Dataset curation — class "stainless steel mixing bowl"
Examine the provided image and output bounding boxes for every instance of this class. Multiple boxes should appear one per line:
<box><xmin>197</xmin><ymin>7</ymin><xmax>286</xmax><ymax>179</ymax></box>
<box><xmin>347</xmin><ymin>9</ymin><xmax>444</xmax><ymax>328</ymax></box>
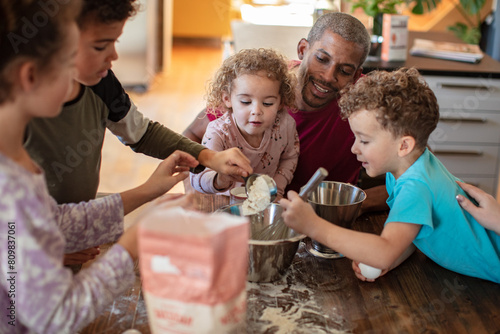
<box><xmin>308</xmin><ymin>181</ymin><xmax>366</xmax><ymax>258</ymax></box>
<box><xmin>217</xmin><ymin>203</ymin><xmax>306</xmax><ymax>282</ymax></box>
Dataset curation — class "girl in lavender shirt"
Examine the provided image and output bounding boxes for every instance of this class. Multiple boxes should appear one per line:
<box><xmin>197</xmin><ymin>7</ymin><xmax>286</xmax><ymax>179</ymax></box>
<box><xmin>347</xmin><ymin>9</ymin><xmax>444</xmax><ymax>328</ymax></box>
<box><xmin>191</xmin><ymin>48</ymin><xmax>300</xmax><ymax>200</ymax></box>
<box><xmin>0</xmin><ymin>1</ymin><xmax>198</xmax><ymax>332</ymax></box>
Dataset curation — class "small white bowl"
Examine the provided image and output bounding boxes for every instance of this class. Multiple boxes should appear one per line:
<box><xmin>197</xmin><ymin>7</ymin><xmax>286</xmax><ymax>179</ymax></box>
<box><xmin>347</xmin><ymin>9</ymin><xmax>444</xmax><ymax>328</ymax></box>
<box><xmin>230</xmin><ymin>186</ymin><xmax>247</xmax><ymax>204</ymax></box>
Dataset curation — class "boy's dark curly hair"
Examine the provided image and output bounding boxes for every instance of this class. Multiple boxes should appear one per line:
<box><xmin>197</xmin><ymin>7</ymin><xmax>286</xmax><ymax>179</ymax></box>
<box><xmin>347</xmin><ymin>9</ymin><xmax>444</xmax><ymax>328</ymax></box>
<box><xmin>206</xmin><ymin>48</ymin><xmax>296</xmax><ymax>114</ymax></box>
<box><xmin>339</xmin><ymin>67</ymin><xmax>439</xmax><ymax>149</ymax></box>
<box><xmin>78</xmin><ymin>0</ymin><xmax>139</xmax><ymax>27</ymax></box>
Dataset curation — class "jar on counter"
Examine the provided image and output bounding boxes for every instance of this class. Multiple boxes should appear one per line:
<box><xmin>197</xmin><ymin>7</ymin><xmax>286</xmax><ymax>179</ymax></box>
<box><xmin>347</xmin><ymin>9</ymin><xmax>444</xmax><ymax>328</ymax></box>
<box><xmin>313</xmin><ymin>0</ymin><xmax>338</xmax><ymax>23</ymax></box>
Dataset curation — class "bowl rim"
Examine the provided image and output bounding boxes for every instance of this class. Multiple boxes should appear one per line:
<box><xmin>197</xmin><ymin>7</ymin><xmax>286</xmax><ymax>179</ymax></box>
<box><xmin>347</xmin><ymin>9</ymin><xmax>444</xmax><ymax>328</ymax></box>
<box><xmin>307</xmin><ymin>181</ymin><xmax>367</xmax><ymax>206</ymax></box>
<box><xmin>249</xmin><ymin>233</ymin><xmax>307</xmax><ymax>245</ymax></box>
<box><xmin>216</xmin><ymin>203</ymin><xmax>307</xmax><ymax>244</ymax></box>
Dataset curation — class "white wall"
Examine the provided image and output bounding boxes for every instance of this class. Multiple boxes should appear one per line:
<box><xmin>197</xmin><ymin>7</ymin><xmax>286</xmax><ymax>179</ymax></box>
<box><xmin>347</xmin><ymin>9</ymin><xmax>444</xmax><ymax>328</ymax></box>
<box><xmin>113</xmin><ymin>0</ymin><xmax>167</xmax><ymax>90</ymax></box>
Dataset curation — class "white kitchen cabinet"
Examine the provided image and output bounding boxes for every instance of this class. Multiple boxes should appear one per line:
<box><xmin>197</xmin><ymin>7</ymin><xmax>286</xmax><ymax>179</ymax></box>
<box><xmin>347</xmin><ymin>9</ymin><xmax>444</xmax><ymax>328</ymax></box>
<box><xmin>363</xmin><ymin>30</ymin><xmax>500</xmax><ymax>197</ymax></box>
<box><xmin>426</xmin><ymin>75</ymin><xmax>500</xmax><ymax>196</ymax></box>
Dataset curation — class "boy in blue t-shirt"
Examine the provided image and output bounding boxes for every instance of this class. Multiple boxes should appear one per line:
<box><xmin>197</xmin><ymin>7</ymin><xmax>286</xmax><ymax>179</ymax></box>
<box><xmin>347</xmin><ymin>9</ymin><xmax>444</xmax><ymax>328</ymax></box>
<box><xmin>280</xmin><ymin>67</ymin><xmax>500</xmax><ymax>283</ymax></box>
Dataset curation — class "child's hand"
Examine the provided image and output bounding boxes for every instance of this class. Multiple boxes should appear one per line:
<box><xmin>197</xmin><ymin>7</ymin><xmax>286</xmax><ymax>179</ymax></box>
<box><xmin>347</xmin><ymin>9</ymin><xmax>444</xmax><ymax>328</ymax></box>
<box><xmin>352</xmin><ymin>261</ymin><xmax>375</xmax><ymax>282</ymax></box>
<box><xmin>63</xmin><ymin>247</ymin><xmax>100</xmax><ymax>265</ymax></box>
<box><xmin>199</xmin><ymin>148</ymin><xmax>253</xmax><ymax>178</ymax></box>
<box><xmin>120</xmin><ymin>151</ymin><xmax>199</xmax><ymax>215</ymax></box>
<box><xmin>144</xmin><ymin>151</ymin><xmax>199</xmax><ymax>198</ymax></box>
<box><xmin>117</xmin><ymin>223</ymin><xmax>140</xmax><ymax>260</ymax></box>
<box><xmin>456</xmin><ymin>181</ymin><xmax>500</xmax><ymax>235</ymax></box>
<box><xmin>119</xmin><ymin>193</ymin><xmax>197</xmax><ymax>260</ymax></box>
<box><xmin>279</xmin><ymin>190</ymin><xmax>317</xmax><ymax>236</ymax></box>
<box><xmin>214</xmin><ymin>173</ymin><xmax>238</xmax><ymax>191</ymax></box>
<box><xmin>352</xmin><ymin>261</ymin><xmax>388</xmax><ymax>282</ymax></box>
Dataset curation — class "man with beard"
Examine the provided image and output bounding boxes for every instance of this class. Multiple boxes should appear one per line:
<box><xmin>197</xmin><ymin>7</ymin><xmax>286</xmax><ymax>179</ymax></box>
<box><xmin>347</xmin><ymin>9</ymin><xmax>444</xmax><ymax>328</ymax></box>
<box><xmin>183</xmin><ymin>13</ymin><xmax>387</xmax><ymax>211</ymax></box>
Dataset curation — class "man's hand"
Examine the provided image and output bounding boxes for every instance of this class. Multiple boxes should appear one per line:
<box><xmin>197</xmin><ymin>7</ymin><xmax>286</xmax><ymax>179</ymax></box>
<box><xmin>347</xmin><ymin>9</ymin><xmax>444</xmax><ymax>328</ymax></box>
<box><xmin>360</xmin><ymin>185</ymin><xmax>389</xmax><ymax>215</ymax></box>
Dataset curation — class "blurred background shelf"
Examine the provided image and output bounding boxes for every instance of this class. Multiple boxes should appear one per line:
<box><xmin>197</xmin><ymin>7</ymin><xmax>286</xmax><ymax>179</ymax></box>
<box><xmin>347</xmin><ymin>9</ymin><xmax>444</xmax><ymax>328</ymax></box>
<box><xmin>112</xmin><ymin>0</ymin><xmax>500</xmax><ymax>91</ymax></box>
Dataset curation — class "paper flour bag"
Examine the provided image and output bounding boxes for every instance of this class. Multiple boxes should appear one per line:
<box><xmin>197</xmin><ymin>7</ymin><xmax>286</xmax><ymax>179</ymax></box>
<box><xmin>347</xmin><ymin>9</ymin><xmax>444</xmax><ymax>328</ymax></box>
<box><xmin>138</xmin><ymin>206</ymin><xmax>249</xmax><ymax>334</ymax></box>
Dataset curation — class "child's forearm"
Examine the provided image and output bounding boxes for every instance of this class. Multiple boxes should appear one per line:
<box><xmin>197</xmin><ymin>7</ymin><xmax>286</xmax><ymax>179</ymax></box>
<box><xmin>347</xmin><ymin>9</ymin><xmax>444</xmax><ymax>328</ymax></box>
<box><xmin>214</xmin><ymin>173</ymin><xmax>233</xmax><ymax>191</ymax></box>
<box><xmin>281</xmin><ymin>192</ymin><xmax>418</xmax><ymax>271</ymax></box>
<box><xmin>120</xmin><ymin>184</ymin><xmax>159</xmax><ymax>215</ymax></box>
<box><xmin>310</xmin><ymin>223</ymin><xmax>398</xmax><ymax>269</ymax></box>
<box><xmin>309</xmin><ymin>220</ymin><xmax>418</xmax><ymax>270</ymax></box>
<box><xmin>388</xmin><ymin>244</ymin><xmax>416</xmax><ymax>270</ymax></box>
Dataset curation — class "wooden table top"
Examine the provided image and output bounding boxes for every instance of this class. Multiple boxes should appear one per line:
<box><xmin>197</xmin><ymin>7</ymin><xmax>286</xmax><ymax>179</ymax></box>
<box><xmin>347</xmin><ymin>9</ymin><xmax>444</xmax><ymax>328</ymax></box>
<box><xmin>79</xmin><ymin>193</ymin><xmax>500</xmax><ymax>334</ymax></box>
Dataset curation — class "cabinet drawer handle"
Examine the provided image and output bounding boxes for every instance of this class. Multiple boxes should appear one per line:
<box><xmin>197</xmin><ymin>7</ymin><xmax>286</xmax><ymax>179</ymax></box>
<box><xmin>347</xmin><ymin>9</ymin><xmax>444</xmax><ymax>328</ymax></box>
<box><xmin>434</xmin><ymin>150</ymin><xmax>483</xmax><ymax>156</ymax></box>
<box><xmin>437</xmin><ymin>83</ymin><xmax>494</xmax><ymax>91</ymax></box>
<box><xmin>439</xmin><ymin>117</ymin><xmax>487</xmax><ymax>123</ymax></box>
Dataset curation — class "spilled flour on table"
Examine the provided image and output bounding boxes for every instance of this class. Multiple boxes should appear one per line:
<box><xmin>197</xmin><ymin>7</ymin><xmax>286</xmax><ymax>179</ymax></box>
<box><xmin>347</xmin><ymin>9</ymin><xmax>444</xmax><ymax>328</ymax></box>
<box><xmin>246</xmin><ymin>244</ymin><xmax>349</xmax><ymax>333</ymax></box>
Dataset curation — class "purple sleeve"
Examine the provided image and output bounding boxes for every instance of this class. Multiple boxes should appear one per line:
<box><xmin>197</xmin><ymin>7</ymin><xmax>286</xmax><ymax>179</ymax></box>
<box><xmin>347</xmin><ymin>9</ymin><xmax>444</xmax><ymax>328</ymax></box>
<box><xmin>9</xmin><ymin>238</ymin><xmax>135</xmax><ymax>333</ymax></box>
<box><xmin>50</xmin><ymin>193</ymin><xmax>125</xmax><ymax>253</ymax></box>
<box><xmin>42</xmin><ymin>244</ymin><xmax>136</xmax><ymax>333</ymax></box>
<box><xmin>0</xmin><ymin>168</ymin><xmax>135</xmax><ymax>333</ymax></box>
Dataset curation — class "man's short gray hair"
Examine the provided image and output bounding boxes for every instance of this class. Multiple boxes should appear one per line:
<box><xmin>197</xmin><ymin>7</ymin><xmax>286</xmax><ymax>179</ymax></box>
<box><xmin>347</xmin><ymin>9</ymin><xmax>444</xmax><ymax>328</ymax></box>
<box><xmin>308</xmin><ymin>12</ymin><xmax>371</xmax><ymax>66</ymax></box>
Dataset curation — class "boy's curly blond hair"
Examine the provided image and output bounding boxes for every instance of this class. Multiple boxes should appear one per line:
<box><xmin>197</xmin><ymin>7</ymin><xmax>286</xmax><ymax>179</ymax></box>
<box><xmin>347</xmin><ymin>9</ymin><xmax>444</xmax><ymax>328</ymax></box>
<box><xmin>339</xmin><ymin>67</ymin><xmax>439</xmax><ymax>149</ymax></box>
<box><xmin>206</xmin><ymin>48</ymin><xmax>296</xmax><ymax>114</ymax></box>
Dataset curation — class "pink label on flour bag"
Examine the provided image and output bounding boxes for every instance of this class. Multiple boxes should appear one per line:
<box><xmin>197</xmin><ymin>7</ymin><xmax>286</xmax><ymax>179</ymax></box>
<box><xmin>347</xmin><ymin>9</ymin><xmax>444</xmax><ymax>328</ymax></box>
<box><xmin>138</xmin><ymin>206</ymin><xmax>249</xmax><ymax>334</ymax></box>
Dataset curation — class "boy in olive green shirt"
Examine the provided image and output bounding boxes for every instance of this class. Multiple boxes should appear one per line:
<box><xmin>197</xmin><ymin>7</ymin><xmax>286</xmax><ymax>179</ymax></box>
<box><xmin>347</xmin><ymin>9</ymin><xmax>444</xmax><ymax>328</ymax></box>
<box><xmin>25</xmin><ymin>0</ymin><xmax>252</xmax><ymax>266</ymax></box>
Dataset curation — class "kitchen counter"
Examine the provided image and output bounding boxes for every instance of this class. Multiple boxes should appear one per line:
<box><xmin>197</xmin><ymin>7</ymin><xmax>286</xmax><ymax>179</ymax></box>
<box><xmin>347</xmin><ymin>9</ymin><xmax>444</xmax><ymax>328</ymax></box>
<box><xmin>363</xmin><ymin>31</ymin><xmax>500</xmax><ymax>78</ymax></box>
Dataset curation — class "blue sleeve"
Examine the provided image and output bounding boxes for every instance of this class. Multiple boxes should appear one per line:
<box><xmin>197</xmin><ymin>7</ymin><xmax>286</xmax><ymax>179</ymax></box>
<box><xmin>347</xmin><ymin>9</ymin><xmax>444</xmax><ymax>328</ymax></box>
<box><xmin>386</xmin><ymin>178</ymin><xmax>434</xmax><ymax>239</ymax></box>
